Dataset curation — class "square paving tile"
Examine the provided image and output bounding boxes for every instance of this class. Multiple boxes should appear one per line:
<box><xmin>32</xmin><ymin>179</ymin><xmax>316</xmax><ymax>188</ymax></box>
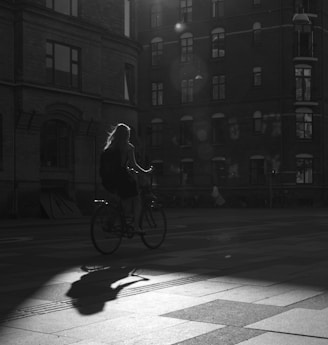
<box><xmin>0</xmin><ymin>327</ymin><xmax>76</xmax><ymax>345</ymax></box>
<box><xmin>236</xmin><ymin>332</ymin><xmax>328</xmax><ymax>345</ymax></box>
<box><xmin>173</xmin><ymin>326</ymin><xmax>263</xmax><ymax>345</ymax></box>
<box><xmin>255</xmin><ymin>288</ymin><xmax>324</xmax><ymax>306</ymax></box>
<box><xmin>163</xmin><ymin>299</ymin><xmax>285</xmax><ymax>327</ymax></box>
<box><xmin>55</xmin><ymin>315</ymin><xmax>186</xmax><ymax>343</ymax></box>
<box><xmin>246</xmin><ymin>308</ymin><xmax>328</xmax><ymax>338</ymax></box>
<box><xmin>114</xmin><ymin>320</ymin><xmax>224</xmax><ymax>345</ymax></box>
<box><xmin>156</xmin><ymin>280</ymin><xmax>239</xmax><ymax>297</ymax></box>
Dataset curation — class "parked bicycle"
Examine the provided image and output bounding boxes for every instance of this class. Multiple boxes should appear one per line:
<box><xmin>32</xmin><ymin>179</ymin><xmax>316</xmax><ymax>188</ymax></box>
<box><xmin>90</xmin><ymin>181</ymin><xmax>167</xmax><ymax>255</ymax></box>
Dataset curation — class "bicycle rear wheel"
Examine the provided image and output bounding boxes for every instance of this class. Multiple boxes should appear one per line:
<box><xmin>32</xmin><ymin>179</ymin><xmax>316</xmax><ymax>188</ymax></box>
<box><xmin>140</xmin><ymin>204</ymin><xmax>167</xmax><ymax>249</ymax></box>
<box><xmin>90</xmin><ymin>203</ymin><xmax>122</xmax><ymax>254</ymax></box>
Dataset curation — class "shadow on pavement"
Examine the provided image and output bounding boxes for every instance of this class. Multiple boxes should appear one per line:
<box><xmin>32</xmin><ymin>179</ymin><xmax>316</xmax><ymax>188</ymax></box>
<box><xmin>66</xmin><ymin>264</ymin><xmax>149</xmax><ymax>315</ymax></box>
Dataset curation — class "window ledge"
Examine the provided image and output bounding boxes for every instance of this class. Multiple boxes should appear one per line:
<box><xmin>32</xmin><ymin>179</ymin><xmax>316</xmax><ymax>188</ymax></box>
<box><xmin>293</xmin><ymin>57</ymin><xmax>318</xmax><ymax>62</ymax></box>
<box><xmin>294</xmin><ymin>101</ymin><xmax>319</xmax><ymax>106</ymax></box>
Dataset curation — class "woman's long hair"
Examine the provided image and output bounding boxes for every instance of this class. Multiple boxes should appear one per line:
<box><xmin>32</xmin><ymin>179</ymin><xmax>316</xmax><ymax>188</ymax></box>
<box><xmin>104</xmin><ymin>123</ymin><xmax>131</xmax><ymax>151</ymax></box>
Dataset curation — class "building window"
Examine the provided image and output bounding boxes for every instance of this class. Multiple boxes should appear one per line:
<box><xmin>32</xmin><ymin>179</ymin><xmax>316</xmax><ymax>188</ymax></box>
<box><xmin>150</xmin><ymin>119</ymin><xmax>163</xmax><ymax>147</ymax></box>
<box><xmin>46</xmin><ymin>0</ymin><xmax>78</xmax><ymax>16</ymax></box>
<box><xmin>253</xmin><ymin>111</ymin><xmax>263</xmax><ymax>134</ymax></box>
<box><xmin>296</xmin><ymin>154</ymin><xmax>313</xmax><ymax>184</ymax></box>
<box><xmin>40</xmin><ymin>120</ymin><xmax>72</xmax><ymax>169</ymax></box>
<box><xmin>295</xmin><ymin>24</ymin><xmax>313</xmax><ymax>57</ymax></box>
<box><xmin>295</xmin><ymin>65</ymin><xmax>311</xmax><ymax>101</ymax></box>
<box><xmin>295</xmin><ymin>0</ymin><xmax>312</xmax><ymax>13</ymax></box>
<box><xmin>180</xmin><ymin>0</ymin><xmax>192</xmax><ymax>23</ymax></box>
<box><xmin>150</xmin><ymin>3</ymin><xmax>162</xmax><ymax>28</ymax></box>
<box><xmin>296</xmin><ymin>109</ymin><xmax>312</xmax><ymax>140</ymax></box>
<box><xmin>181</xmin><ymin>79</ymin><xmax>194</xmax><ymax>103</ymax></box>
<box><xmin>180</xmin><ymin>116</ymin><xmax>193</xmax><ymax>146</ymax></box>
<box><xmin>180</xmin><ymin>32</ymin><xmax>193</xmax><ymax>62</ymax></box>
<box><xmin>253</xmin><ymin>22</ymin><xmax>262</xmax><ymax>46</ymax></box>
<box><xmin>253</xmin><ymin>67</ymin><xmax>262</xmax><ymax>86</ymax></box>
<box><xmin>212</xmin><ymin>75</ymin><xmax>226</xmax><ymax>100</ymax></box>
<box><xmin>211</xmin><ymin>28</ymin><xmax>225</xmax><ymax>59</ymax></box>
<box><xmin>212</xmin><ymin>0</ymin><xmax>224</xmax><ymax>18</ymax></box>
<box><xmin>124</xmin><ymin>63</ymin><xmax>136</xmax><ymax>104</ymax></box>
<box><xmin>152</xmin><ymin>82</ymin><xmax>163</xmax><ymax>106</ymax></box>
<box><xmin>151</xmin><ymin>37</ymin><xmax>163</xmax><ymax>66</ymax></box>
<box><xmin>180</xmin><ymin>159</ymin><xmax>193</xmax><ymax>185</ymax></box>
<box><xmin>212</xmin><ymin>113</ymin><xmax>225</xmax><ymax>144</ymax></box>
<box><xmin>46</xmin><ymin>41</ymin><xmax>80</xmax><ymax>89</ymax></box>
<box><xmin>253</xmin><ymin>0</ymin><xmax>261</xmax><ymax>7</ymax></box>
<box><xmin>212</xmin><ymin>157</ymin><xmax>226</xmax><ymax>185</ymax></box>
<box><xmin>250</xmin><ymin>156</ymin><xmax>265</xmax><ymax>185</ymax></box>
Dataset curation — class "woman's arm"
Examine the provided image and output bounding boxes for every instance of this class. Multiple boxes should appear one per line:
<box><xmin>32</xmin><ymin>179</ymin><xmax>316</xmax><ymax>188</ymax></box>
<box><xmin>127</xmin><ymin>143</ymin><xmax>152</xmax><ymax>173</ymax></box>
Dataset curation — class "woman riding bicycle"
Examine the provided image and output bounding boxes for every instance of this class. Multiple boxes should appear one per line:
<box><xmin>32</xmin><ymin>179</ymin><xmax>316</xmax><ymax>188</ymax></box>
<box><xmin>100</xmin><ymin>123</ymin><xmax>152</xmax><ymax>233</ymax></box>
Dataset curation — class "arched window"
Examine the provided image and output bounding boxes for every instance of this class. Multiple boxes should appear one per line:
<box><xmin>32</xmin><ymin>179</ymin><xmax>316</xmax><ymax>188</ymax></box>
<box><xmin>211</xmin><ymin>28</ymin><xmax>225</xmax><ymax>58</ymax></box>
<box><xmin>253</xmin><ymin>22</ymin><xmax>262</xmax><ymax>46</ymax></box>
<box><xmin>151</xmin><ymin>37</ymin><xmax>163</xmax><ymax>66</ymax></box>
<box><xmin>180</xmin><ymin>32</ymin><xmax>193</xmax><ymax>62</ymax></box>
<box><xmin>40</xmin><ymin>120</ymin><xmax>72</xmax><ymax>169</ymax></box>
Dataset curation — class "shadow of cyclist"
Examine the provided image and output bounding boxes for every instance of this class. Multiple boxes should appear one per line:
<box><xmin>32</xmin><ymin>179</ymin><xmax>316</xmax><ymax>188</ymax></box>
<box><xmin>66</xmin><ymin>264</ymin><xmax>149</xmax><ymax>315</ymax></box>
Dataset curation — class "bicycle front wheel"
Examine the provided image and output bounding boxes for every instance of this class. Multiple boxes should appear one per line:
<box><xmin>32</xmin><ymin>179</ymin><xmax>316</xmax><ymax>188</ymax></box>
<box><xmin>140</xmin><ymin>205</ymin><xmax>167</xmax><ymax>249</ymax></box>
<box><xmin>90</xmin><ymin>203</ymin><xmax>122</xmax><ymax>255</ymax></box>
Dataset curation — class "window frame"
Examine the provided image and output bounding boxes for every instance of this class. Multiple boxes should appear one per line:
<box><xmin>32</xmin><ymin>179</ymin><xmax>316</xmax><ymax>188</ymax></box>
<box><xmin>211</xmin><ymin>28</ymin><xmax>225</xmax><ymax>59</ymax></box>
<box><xmin>180</xmin><ymin>159</ymin><xmax>194</xmax><ymax>186</ymax></box>
<box><xmin>180</xmin><ymin>0</ymin><xmax>192</xmax><ymax>23</ymax></box>
<box><xmin>296</xmin><ymin>108</ymin><xmax>313</xmax><ymax>140</ymax></box>
<box><xmin>150</xmin><ymin>3</ymin><xmax>162</xmax><ymax>28</ymax></box>
<box><xmin>46</xmin><ymin>40</ymin><xmax>80</xmax><ymax>89</ymax></box>
<box><xmin>150</xmin><ymin>119</ymin><xmax>164</xmax><ymax>147</ymax></box>
<box><xmin>181</xmin><ymin>79</ymin><xmax>194</xmax><ymax>104</ymax></box>
<box><xmin>180</xmin><ymin>32</ymin><xmax>193</xmax><ymax>63</ymax></box>
<box><xmin>151</xmin><ymin>82</ymin><xmax>164</xmax><ymax>106</ymax></box>
<box><xmin>40</xmin><ymin>119</ymin><xmax>73</xmax><ymax>170</ymax></box>
<box><xmin>253</xmin><ymin>67</ymin><xmax>262</xmax><ymax>87</ymax></box>
<box><xmin>151</xmin><ymin>37</ymin><xmax>163</xmax><ymax>66</ymax></box>
<box><xmin>46</xmin><ymin>0</ymin><xmax>78</xmax><ymax>17</ymax></box>
<box><xmin>296</xmin><ymin>154</ymin><xmax>313</xmax><ymax>184</ymax></box>
<box><xmin>180</xmin><ymin>116</ymin><xmax>193</xmax><ymax>146</ymax></box>
<box><xmin>250</xmin><ymin>156</ymin><xmax>265</xmax><ymax>185</ymax></box>
<box><xmin>212</xmin><ymin>113</ymin><xmax>225</xmax><ymax>145</ymax></box>
<box><xmin>295</xmin><ymin>64</ymin><xmax>312</xmax><ymax>101</ymax></box>
<box><xmin>212</xmin><ymin>0</ymin><xmax>224</xmax><ymax>18</ymax></box>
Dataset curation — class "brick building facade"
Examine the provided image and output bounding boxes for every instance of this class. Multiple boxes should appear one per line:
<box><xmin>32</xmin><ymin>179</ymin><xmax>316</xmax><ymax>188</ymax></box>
<box><xmin>0</xmin><ymin>0</ymin><xmax>140</xmax><ymax>217</ymax></box>
<box><xmin>137</xmin><ymin>0</ymin><xmax>328</xmax><ymax>207</ymax></box>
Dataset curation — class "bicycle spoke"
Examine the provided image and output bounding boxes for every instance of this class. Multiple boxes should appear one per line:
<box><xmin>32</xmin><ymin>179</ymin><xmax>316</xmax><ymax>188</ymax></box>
<box><xmin>90</xmin><ymin>204</ymin><xmax>122</xmax><ymax>255</ymax></box>
<box><xmin>140</xmin><ymin>205</ymin><xmax>167</xmax><ymax>249</ymax></box>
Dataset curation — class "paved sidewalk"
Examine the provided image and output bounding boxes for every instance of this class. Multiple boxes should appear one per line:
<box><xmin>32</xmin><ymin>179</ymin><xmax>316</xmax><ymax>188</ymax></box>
<box><xmin>0</xmin><ymin>208</ymin><xmax>328</xmax><ymax>344</ymax></box>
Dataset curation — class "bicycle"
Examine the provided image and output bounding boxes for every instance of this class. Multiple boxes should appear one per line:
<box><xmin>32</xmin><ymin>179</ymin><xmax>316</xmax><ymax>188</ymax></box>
<box><xmin>90</xmin><ymin>183</ymin><xmax>167</xmax><ymax>255</ymax></box>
